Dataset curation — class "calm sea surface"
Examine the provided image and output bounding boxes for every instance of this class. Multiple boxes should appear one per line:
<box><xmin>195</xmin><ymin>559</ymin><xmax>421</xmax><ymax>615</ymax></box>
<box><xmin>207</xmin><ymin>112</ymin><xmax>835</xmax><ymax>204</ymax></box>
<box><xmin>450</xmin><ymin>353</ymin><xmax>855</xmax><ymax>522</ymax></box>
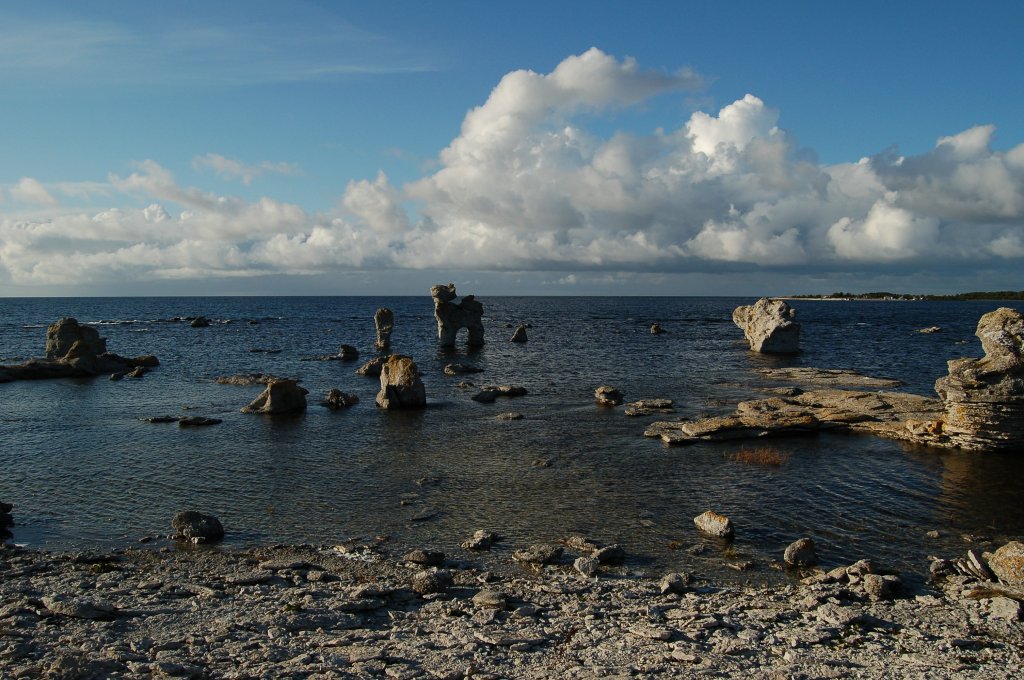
<box><xmin>2</xmin><ymin>296</ymin><xmax>1023</xmax><ymax>583</ymax></box>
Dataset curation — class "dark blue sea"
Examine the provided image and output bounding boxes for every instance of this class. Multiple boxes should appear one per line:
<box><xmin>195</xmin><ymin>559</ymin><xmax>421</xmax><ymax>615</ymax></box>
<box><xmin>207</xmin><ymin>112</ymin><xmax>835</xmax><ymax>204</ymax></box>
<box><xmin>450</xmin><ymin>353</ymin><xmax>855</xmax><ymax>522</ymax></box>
<box><xmin>2</xmin><ymin>296</ymin><xmax>1023</xmax><ymax>583</ymax></box>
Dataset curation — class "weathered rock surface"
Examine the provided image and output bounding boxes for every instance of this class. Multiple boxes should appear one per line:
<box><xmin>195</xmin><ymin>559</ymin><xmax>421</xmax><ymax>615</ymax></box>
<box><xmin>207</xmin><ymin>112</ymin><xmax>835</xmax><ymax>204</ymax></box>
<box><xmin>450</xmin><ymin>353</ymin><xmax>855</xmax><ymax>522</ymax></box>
<box><xmin>241</xmin><ymin>379</ymin><xmax>309</xmax><ymax>415</ymax></box>
<box><xmin>461</xmin><ymin>530</ymin><xmax>500</xmax><ymax>551</ymax></box>
<box><xmin>215</xmin><ymin>373</ymin><xmax>279</xmax><ymax>386</ymax></box>
<box><xmin>170</xmin><ymin>511</ymin><xmax>224</xmax><ymax>543</ymax></box>
<box><xmin>431</xmin><ymin>283</ymin><xmax>484</xmax><ymax>347</ymax></box>
<box><xmin>624</xmin><ymin>398</ymin><xmax>675</xmax><ymax>416</ymax></box>
<box><xmin>987</xmin><ymin>541</ymin><xmax>1024</xmax><ymax>586</ymax></box>
<box><xmin>646</xmin><ymin>387</ymin><xmax>943</xmax><ymax>446</ymax></box>
<box><xmin>190</xmin><ymin>316</ymin><xmax>211</xmax><ymax>328</ymax></box>
<box><xmin>3</xmin><ymin>543</ymin><xmax>1023</xmax><ymax>679</ymax></box>
<box><xmin>595</xmin><ymin>385</ymin><xmax>623</xmax><ymax>407</ymax></box>
<box><xmin>356</xmin><ymin>356</ymin><xmax>387</xmax><ymax>377</ymax></box>
<box><xmin>1</xmin><ymin>318</ymin><xmax>159</xmax><ymax>383</ymax></box>
<box><xmin>323</xmin><ymin>389</ymin><xmax>359</xmax><ymax>410</ymax></box>
<box><xmin>934</xmin><ymin>307</ymin><xmax>1024</xmax><ymax>451</ymax></box>
<box><xmin>443</xmin><ymin>363</ymin><xmax>483</xmax><ymax>376</ymax></box>
<box><xmin>177</xmin><ymin>416</ymin><xmax>222</xmax><ymax>427</ymax></box>
<box><xmin>471</xmin><ymin>385</ymin><xmax>527</xmax><ymax>403</ymax></box>
<box><xmin>784</xmin><ymin>538</ymin><xmax>819</xmax><ymax>566</ymax></box>
<box><xmin>733</xmin><ymin>298</ymin><xmax>800</xmax><ymax>353</ymax></box>
<box><xmin>510</xmin><ymin>325</ymin><xmax>528</xmax><ymax>343</ymax></box>
<box><xmin>374</xmin><ymin>308</ymin><xmax>394</xmax><ymax>350</ymax></box>
<box><xmin>694</xmin><ymin>511</ymin><xmax>735</xmax><ymax>538</ymax></box>
<box><xmin>376</xmin><ymin>355</ymin><xmax>426</xmax><ymax>410</ymax></box>
<box><xmin>757</xmin><ymin>367</ymin><xmax>902</xmax><ymax>388</ymax></box>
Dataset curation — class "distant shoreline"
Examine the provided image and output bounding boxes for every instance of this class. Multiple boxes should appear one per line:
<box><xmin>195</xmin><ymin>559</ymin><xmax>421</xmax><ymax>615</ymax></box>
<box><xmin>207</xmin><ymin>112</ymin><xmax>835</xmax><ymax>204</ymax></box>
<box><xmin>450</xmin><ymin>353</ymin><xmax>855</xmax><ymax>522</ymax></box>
<box><xmin>786</xmin><ymin>291</ymin><xmax>1024</xmax><ymax>302</ymax></box>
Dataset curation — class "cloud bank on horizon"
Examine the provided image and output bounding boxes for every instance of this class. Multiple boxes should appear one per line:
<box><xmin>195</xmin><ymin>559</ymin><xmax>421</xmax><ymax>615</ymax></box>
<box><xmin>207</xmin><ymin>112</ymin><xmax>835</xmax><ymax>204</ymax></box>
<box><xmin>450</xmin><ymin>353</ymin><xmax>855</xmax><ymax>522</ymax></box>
<box><xmin>2</xmin><ymin>48</ymin><xmax>1023</xmax><ymax>292</ymax></box>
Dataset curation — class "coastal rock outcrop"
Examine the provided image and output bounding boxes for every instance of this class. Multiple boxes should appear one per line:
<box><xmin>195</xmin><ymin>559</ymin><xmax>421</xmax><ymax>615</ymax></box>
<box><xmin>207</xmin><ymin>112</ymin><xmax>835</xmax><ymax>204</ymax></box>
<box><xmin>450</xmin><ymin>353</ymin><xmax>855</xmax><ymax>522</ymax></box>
<box><xmin>510</xmin><ymin>325</ymin><xmax>528</xmax><ymax>343</ymax></box>
<box><xmin>0</xmin><ymin>318</ymin><xmax>159</xmax><ymax>383</ymax></box>
<box><xmin>323</xmin><ymin>389</ymin><xmax>359</xmax><ymax>410</ymax></box>
<box><xmin>934</xmin><ymin>307</ymin><xmax>1024</xmax><ymax>451</ymax></box>
<box><xmin>241</xmin><ymin>379</ymin><xmax>308</xmax><ymax>415</ymax></box>
<box><xmin>431</xmin><ymin>284</ymin><xmax>484</xmax><ymax>347</ymax></box>
<box><xmin>471</xmin><ymin>385</ymin><xmax>527</xmax><ymax>403</ymax></box>
<box><xmin>595</xmin><ymin>386</ymin><xmax>623</xmax><ymax>407</ymax></box>
<box><xmin>356</xmin><ymin>356</ymin><xmax>387</xmax><ymax>377</ymax></box>
<box><xmin>987</xmin><ymin>541</ymin><xmax>1024</xmax><ymax>586</ymax></box>
<box><xmin>376</xmin><ymin>355</ymin><xmax>426</xmax><ymax>410</ymax></box>
<box><xmin>171</xmin><ymin>511</ymin><xmax>224</xmax><ymax>543</ymax></box>
<box><xmin>694</xmin><ymin>511</ymin><xmax>734</xmax><ymax>538</ymax></box>
<box><xmin>784</xmin><ymin>538</ymin><xmax>819</xmax><ymax>566</ymax></box>
<box><xmin>733</xmin><ymin>298</ymin><xmax>800</xmax><ymax>353</ymax></box>
<box><xmin>374</xmin><ymin>308</ymin><xmax>394</xmax><ymax>350</ymax></box>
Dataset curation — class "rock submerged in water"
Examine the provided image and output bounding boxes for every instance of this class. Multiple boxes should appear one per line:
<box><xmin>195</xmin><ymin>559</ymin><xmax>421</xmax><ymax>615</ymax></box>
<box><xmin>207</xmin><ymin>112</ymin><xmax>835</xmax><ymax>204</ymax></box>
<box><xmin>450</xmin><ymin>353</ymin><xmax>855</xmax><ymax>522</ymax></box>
<box><xmin>376</xmin><ymin>355</ymin><xmax>426</xmax><ymax>410</ymax></box>
<box><xmin>431</xmin><ymin>283</ymin><xmax>484</xmax><ymax>348</ymax></box>
<box><xmin>934</xmin><ymin>307</ymin><xmax>1024</xmax><ymax>451</ymax></box>
<box><xmin>510</xmin><ymin>325</ymin><xmax>528</xmax><ymax>343</ymax></box>
<box><xmin>171</xmin><ymin>511</ymin><xmax>224</xmax><ymax>543</ymax></box>
<box><xmin>471</xmin><ymin>385</ymin><xmax>527</xmax><ymax>403</ymax></box>
<box><xmin>241</xmin><ymin>379</ymin><xmax>308</xmax><ymax>415</ymax></box>
<box><xmin>322</xmin><ymin>389</ymin><xmax>359</xmax><ymax>410</ymax></box>
<box><xmin>733</xmin><ymin>298</ymin><xmax>800</xmax><ymax>353</ymax></box>
<box><xmin>784</xmin><ymin>538</ymin><xmax>819</xmax><ymax>567</ymax></box>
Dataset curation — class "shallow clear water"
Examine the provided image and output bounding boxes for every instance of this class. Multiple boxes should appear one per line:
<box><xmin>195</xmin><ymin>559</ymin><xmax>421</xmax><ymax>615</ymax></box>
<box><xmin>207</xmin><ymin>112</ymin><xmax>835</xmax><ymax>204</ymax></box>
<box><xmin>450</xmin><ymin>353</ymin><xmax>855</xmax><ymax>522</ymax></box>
<box><xmin>1</xmin><ymin>296</ymin><xmax>1022</xmax><ymax>583</ymax></box>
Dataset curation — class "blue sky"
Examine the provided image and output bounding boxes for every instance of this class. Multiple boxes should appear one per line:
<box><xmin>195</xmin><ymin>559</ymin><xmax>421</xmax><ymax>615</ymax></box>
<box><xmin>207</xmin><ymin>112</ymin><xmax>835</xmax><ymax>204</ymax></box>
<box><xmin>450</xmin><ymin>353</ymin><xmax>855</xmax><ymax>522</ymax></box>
<box><xmin>1</xmin><ymin>0</ymin><xmax>1023</xmax><ymax>296</ymax></box>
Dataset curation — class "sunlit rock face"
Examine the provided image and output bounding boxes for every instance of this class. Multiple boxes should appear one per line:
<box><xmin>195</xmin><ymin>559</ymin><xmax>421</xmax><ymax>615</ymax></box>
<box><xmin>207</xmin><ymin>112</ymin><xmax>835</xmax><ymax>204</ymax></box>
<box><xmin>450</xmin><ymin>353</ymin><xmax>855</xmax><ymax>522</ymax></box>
<box><xmin>732</xmin><ymin>298</ymin><xmax>800</xmax><ymax>353</ymax></box>
<box><xmin>935</xmin><ymin>307</ymin><xmax>1024</xmax><ymax>452</ymax></box>
<box><xmin>431</xmin><ymin>284</ymin><xmax>484</xmax><ymax>348</ymax></box>
<box><xmin>376</xmin><ymin>355</ymin><xmax>426</xmax><ymax>410</ymax></box>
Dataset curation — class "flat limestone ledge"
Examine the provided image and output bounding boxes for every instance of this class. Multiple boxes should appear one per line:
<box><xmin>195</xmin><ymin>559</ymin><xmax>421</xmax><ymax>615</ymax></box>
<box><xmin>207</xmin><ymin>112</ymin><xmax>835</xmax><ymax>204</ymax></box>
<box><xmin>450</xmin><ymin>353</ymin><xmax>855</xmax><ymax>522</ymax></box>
<box><xmin>2</xmin><ymin>544</ymin><xmax>1022</xmax><ymax>679</ymax></box>
<box><xmin>646</xmin><ymin>388</ymin><xmax>947</xmax><ymax>447</ymax></box>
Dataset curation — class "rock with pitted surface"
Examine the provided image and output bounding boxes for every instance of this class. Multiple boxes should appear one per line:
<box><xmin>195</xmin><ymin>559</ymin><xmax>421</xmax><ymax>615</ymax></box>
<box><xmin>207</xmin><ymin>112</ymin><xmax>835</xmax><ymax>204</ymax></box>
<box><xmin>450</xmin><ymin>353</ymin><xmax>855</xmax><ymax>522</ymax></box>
<box><xmin>784</xmin><ymin>538</ymin><xmax>819</xmax><ymax>566</ymax></box>
<box><xmin>356</xmin><ymin>356</ymin><xmax>387</xmax><ymax>377</ymax></box>
<box><xmin>595</xmin><ymin>385</ymin><xmax>623</xmax><ymax>407</ymax></box>
<box><xmin>431</xmin><ymin>283</ymin><xmax>485</xmax><ymax>347</ymax></box>
<box><xmin>171</xmin><ymin>510</ymin><xmax>224</xmax><ymax>543</ymax></box>
<box><xmin>986</xmin><ymin>541</ymin><xmax>1024</xmax><ymax>586</ymax></box>
<box><xmin>241</xmin><ymin>379</ymin><xmax>308</xmax><ymax>415</ymax></box>
<box><xmin>376</xmin><ymin>355</ymin><xmax>426</xmax><ymax>410</ymax></box>
<box><xmin>374</xmin><ymin>308</ymin><xmax>394</xmax><ymax>350</ymax></box>
<box><xmin>45</xmin><ymin>317</ymin><xmax>107</xmax><ymax>358</ymax></box>
<box><xmin>694</xmin><ymin>511</ymin><xmax>734</xmax><ymax>538</ymax></box>
<box><xmin>462</xmin><ymin>530</ymin><xmax>500</xmax><ymax>551</ymax></box>
<box><xmin>934</xmin><ymin>307</ymin><xmax>1024</xmax><ymax>451</ymax></box>
<box><xmin>733</xmin><ymin>298</ymin><xmax>800</xmax><ymax>353</ymax></box>
<box><xmin>510</xmin><ymin>325</ymin><xmax>528</xmax><ymax>343</ymax></box>
<box><xmin>444</xmin><ymin>363</ymin><xmax>483</xmax><ymax>376</ymax></box>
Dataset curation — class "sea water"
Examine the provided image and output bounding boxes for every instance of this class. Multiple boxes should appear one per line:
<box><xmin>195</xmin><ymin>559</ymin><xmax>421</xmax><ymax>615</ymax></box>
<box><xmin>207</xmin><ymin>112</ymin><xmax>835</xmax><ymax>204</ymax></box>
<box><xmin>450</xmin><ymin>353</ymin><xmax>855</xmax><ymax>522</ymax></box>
<box><xmin>1</xmin><ymin>296</ymin><xmax>1022</xmax><ymax>582</ymax></box>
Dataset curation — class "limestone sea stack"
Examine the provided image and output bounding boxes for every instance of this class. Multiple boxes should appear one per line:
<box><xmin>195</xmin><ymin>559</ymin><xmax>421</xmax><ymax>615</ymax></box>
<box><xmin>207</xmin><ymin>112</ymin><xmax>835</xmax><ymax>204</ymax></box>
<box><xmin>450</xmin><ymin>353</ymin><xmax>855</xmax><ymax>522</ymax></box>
<box><xmin>732</xmin><ymin>298</ymin><xmax>800</xmax><ymax>353</ymax></box>
<box><xmin>431</xmin><ymin>284</ymin><xmax>484</xmax><ymax>347</ymax></box>
<box><xmin>376</xmin><ymin>355</ymin><xmax>427</xmax><ymax>409</ymax></box>
<box><xmin>241</xmin><ymin>379</ymin><xmax>308</xmax><ymax>415</ymax></box>
<box><xmin>374</xmin><ymin>308</ymin><xmax>394</xmax><ymax>350</ymax></box>
<box><xmin>934</xmin><ymin>307</ymin><xmax>1024</xmax><ymax>451</ymax></box>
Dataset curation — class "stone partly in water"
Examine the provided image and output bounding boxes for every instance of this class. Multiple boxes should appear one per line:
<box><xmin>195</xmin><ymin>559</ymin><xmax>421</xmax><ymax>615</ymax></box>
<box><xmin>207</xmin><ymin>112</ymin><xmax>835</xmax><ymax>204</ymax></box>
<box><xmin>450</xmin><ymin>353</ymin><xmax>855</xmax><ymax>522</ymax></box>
<box><xmin>322</xmin><ymin>389</ymin><xmax>359</xmax><ymax>410</ymax></box>
<box><xmin>374</xmin><ymin>308</ymin><xmax>394</xmax><ymax>350</ymax></box>
<box><xmin>376</xmin><ymin>355</ymin><xmax>427</xmax><ymax>410</ymax></box>
<box><xmin>190</xmin><ymin>316</ymin><xmax>211</xmax><ymax>328</ymax></box>
<box><xmin>650</xmin><ymin>323</ymin><xmax>666</xmax><ymax>334</ymax></box>
<box><xmin>431</xmin><ymin>283</ymin><xmax>485</xmax><ymax>347</ymax></box>
<box><xmin>693</xmin><ymin>511</ymin><xmax>734</xmax><ymax>538</ymax></box>
<box><xmin>623</xmin><ymin>399</ymin><xmax>675</xmax><ymax>417</ymax></box>
<box><xmin>241</xmin><ymin>379</ymin><xmax>309</xmax><ymax>415</ymax></box>
<box><xmin>1</xmin><ymin>500</ymin><xmax>13</xmax><ymax>541</ymax></box>
<box><xmin>784</xmin><ymin>538</ymin><xmax>819</xmax><ymax>567</ymax></box>
<box><xmin>338</xmin><ymin>345</ymin><xmax>360</xmax><ymax>361</ymax></box>
<box><xmin>510</xmin><ymin>325</ymin><xmax>528</xmax><ymax>343</ymax></box>
<box><xmin>934</xmin><ymin>307</ymin><xmax>1024</xmax><ymax>451</ymax></box>
<box><xmin>1</xmin><ymin>317</ymin><xmax>159</xmax><ymax>383</ymax></box>
<box><xmin>356</xmin><ymin>356</ymin><xmax>387</xmax><ymax>377</ymax></box>
<box><xmin>732</xmin><ymin>298</ymin><xmax>800</xmax><ymax>353</ymax></box>
<box><xmin>595</xmin><ymin>386</ymin><xmax>624</xmax><ymax>407</ymax></box>
<box><xmin>471</xmin><ymin>385</ymin><xmax>527</xmax><ymax>403</ymax></box>
<box><xmin>171</xmin><ymin>511</ymin><xmax>224</xmax><ymax>543</ymax></box>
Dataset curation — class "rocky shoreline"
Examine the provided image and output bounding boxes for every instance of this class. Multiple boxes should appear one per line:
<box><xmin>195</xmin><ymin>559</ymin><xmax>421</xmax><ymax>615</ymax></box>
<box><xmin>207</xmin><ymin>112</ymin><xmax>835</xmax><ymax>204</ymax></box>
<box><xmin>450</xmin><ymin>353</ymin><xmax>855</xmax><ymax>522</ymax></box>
<box><xmin>2</xmin><ymin>540</ymin><xmax>1023</xmax><ymax>679</ymax></box>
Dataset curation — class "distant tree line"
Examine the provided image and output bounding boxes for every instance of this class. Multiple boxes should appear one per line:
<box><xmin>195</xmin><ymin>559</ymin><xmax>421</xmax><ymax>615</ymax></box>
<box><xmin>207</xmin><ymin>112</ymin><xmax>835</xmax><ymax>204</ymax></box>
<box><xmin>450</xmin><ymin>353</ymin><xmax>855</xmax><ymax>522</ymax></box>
<box><xmin>793</xmin><ymin>291</ymin><xmax>1024</xmax><ymax>301</ymax></box>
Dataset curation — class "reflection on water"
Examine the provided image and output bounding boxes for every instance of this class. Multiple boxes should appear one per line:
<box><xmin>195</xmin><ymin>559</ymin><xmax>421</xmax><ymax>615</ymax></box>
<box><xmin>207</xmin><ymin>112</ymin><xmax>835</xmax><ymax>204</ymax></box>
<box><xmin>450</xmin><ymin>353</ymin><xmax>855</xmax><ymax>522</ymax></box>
<box><xmin>0</xmin><ymin>296</ymin><xmax>1022</xmax><ymax>583</ymax></box>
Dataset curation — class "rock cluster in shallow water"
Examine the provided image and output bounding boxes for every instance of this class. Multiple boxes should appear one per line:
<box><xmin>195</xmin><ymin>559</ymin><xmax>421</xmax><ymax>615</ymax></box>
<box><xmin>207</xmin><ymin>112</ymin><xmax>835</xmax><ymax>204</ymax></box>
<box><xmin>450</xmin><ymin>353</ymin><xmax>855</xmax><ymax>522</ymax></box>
<box><xmin>431</xmin><ymin>283</ymin><xmax>484</xmax><ymax>347</ymax></box>
<box><xmin>376</xmin><ymin>355</ymin><xmax>426</xmax><ymax>409</ymax></box>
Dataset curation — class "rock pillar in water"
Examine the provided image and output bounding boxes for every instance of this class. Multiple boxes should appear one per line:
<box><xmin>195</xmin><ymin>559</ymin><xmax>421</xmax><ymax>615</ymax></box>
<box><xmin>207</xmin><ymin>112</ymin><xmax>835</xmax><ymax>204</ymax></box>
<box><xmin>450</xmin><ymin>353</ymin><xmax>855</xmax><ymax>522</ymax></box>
<box><xmin>732</xmin><ymin>298</ymin><xmax>800</xmax><ymax>353</ymax></box>
<box><xmin>431</xmin><ymin>284</ymin><xmax>485</xmax><ymax>347</ymax></box>
<box><xmin>241</xmin><ymin>379</ymin><xmax>309</xmax><ymax>415</ymax></box>
<box><xmin>934</xmin><ymin>307</ymin><xmax>1024</xmax><ymax>451</ymax></box>
<box><xmin>376</xmin><ymin>355</ymin><xmax>427</xmax><ymax>409</ymax></box>
<box><xmin>374</xmin><ymin>308</ymin><xmax>394</xmax><ymax>350</ymax></box>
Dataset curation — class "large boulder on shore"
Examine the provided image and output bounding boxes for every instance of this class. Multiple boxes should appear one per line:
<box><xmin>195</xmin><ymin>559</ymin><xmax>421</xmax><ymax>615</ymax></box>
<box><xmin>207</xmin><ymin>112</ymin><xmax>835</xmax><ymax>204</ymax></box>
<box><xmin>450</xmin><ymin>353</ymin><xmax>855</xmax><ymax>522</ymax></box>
<box><xmin>431</xmin><ymin>283</ymin><xmax>484</xmax><ymax>347</ymax></box>
<box><xmin>986</xmin><ymin>541</ymin><xmax>1024</xmax><ymax>586</ymax></box>
<box><xmin>934</xmin><ymin>307</ymin><xmax>1024</xmax><ymax>451</ymax></box>
<box><xmin>171</xmin><ymin>511</ymin><xmax>224</xmax><ymax>543</ymax></box>
<box><xmin>376</xmin><ymin>355</ymin><xmax>426</xmax><ymax>409</ymax></box>
<box><xmin>241</xmin><ymin>379</ymin><xmax>308</xmax><ymax>415</ymax></box>
<box><xmin>733</xmin><ymin>298</ymin><xmax>800</xmax><ymax>353</ymax></box>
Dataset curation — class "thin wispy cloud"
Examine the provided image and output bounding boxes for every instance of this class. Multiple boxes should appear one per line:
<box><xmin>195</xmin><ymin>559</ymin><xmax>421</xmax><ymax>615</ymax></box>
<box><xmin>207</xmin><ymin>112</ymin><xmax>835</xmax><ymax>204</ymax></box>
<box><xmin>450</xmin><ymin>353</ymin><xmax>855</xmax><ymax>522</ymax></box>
<box><xmin>0</xmin><ymin>7</ymin><xmax>436</xmax><ymax>87</ymax></box>
<box><xmin>192</xmin><ymin>154</ymin><xmax>302</xmax><ymax>186</ymax></box>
